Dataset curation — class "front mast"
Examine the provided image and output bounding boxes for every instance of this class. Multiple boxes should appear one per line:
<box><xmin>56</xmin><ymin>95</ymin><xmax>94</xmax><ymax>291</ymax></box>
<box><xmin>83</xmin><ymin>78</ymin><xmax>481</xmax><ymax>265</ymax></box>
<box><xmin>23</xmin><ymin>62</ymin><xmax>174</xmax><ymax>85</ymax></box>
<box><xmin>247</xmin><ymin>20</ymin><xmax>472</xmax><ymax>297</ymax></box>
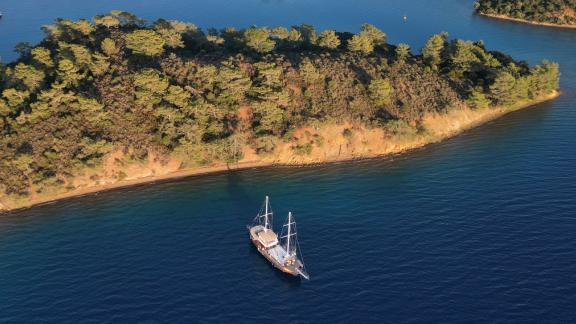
<box><xmin>264</xmin><ymin>195</ymin><xmax>269</xmax><ymax>231</ymax></box>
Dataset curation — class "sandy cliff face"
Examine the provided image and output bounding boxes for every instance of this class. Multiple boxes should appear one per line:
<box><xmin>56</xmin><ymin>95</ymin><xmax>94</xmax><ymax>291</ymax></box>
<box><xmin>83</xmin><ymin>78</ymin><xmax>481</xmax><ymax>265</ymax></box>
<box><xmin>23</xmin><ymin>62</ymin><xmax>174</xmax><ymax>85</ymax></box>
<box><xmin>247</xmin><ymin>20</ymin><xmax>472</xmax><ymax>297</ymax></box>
<box><xmin>261</xmin><ymin>123</ymin><xmax>425</xmax><ymax>165</ymax></box>
<box><xmin>0</xmin><ymin>91</ymin><xmax>559</xmax><ymax>212</ymax></box>
<box><xmin>70</xmin><ymin>150</ymin><xmax>183</xmax><ymax>191</ymax></box>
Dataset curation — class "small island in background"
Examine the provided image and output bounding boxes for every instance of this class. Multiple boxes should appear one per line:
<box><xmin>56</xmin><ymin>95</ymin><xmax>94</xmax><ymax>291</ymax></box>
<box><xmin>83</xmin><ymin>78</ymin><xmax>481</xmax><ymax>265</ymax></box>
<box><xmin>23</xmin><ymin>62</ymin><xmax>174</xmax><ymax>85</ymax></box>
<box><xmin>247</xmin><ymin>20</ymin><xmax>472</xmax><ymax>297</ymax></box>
<box><xmin>475</xmin><ymin>0</ymin><xmax>576</xmax><ymax>28</ymax></box>
<box><xmin>0</xmin><ymin>11</ymin><xmax>560</xmax><ymax>211</ymax></box>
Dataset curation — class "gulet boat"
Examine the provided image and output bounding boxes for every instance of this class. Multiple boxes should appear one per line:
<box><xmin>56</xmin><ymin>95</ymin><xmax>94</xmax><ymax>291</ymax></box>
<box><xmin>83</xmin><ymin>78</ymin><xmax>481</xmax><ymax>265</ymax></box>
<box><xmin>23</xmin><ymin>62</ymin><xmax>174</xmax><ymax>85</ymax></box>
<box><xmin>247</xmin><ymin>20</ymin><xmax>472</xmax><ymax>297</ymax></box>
<box><xmin>248</xmin><ymin>196</ymin><xmax>309</xmax><ymax>280</ymax></box>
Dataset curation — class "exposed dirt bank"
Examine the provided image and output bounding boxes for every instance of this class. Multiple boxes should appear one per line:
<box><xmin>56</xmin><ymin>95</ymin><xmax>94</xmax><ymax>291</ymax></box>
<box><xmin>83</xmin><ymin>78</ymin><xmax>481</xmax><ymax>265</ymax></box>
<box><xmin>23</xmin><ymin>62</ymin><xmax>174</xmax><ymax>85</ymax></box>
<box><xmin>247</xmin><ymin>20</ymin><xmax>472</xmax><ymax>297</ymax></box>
<box><xmin>0</xmin><ymin>91</ymin><xmax>560</xmax><ymax>213</ymax></box>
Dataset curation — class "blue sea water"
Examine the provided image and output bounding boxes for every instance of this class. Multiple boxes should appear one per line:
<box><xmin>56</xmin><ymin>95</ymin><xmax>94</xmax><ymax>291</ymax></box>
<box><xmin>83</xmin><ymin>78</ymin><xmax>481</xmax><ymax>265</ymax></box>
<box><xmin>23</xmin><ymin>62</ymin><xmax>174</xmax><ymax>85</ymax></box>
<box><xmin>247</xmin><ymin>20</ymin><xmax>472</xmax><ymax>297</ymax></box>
<box><xmin>1</xmin><ymin>0</ymin><xmax>576</xmax><ymax>322</ymax></box>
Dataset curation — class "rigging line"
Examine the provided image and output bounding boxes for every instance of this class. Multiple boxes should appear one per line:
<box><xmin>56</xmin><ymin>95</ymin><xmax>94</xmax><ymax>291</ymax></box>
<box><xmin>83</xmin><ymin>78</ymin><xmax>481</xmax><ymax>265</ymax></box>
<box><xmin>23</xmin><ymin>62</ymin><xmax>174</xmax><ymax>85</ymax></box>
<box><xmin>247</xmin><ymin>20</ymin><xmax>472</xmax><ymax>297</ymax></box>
<box><xmin>295</xmin><ymin>222</ymin><xmax>307</xmax><ymax>271</ymax></box>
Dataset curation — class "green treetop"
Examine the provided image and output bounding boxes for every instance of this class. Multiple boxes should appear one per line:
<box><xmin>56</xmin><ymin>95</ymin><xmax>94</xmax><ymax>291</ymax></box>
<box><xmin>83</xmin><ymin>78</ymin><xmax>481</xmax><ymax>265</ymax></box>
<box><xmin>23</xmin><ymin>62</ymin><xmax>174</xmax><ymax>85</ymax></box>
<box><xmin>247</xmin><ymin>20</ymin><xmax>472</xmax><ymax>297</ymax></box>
<box><xmin>347</xmin><ymin>34</ymin><xmax>374</xmax><ymax>54</ymax></box>
<box><xmin>318</xmin><ymin>30</ymin><xmax>341</xmax><ymax>49</ymax></box>
<box><xmin>395</xmin><ymin>43</ymin><xmax>411</xmax><ymax>63</ymax></box>
<box><xmin>422</xmin><ymin>32</ymin><xmax>448</xmax><ymax>70</ymax></box>
<box><xmin>125</xmin><ymin>29</ymin><xmax>166</xmax><ymax>56</ymax></box>
<box><xmin>243</xmin><ymin>27</ymin><xmax>276</xmax><ymax>53</ymax></box>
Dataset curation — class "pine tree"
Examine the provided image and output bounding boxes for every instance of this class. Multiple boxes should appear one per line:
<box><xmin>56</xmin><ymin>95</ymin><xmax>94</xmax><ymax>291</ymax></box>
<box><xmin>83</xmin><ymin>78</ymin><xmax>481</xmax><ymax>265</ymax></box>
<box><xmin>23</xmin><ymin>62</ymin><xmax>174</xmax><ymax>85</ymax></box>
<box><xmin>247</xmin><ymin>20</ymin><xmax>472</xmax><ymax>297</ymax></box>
<box><xmin>125</xmin><ymin>30</ymin><xmax>166</xmax><ymax>56</ymax></box>
<box><xmin>243</xmin><ymin>27</ymin><xmax>276</xmax><ymax>53</ymax></box>
<box><xmin>467</xmin><ymin>88</ymin><xmax>490</xmax><ymax>109</ymax></box>
<box><xmin>318</xmin><ymin>30</ymin><xmax>341</xmax><ymax>49</ymax></box>
<box><xmin>422</xmin><ymin>32</ymin><xmax>448</xmax><ymax>70</ymax></box>
<box><xmin>348</xmin><ymin>34</ymin><xmax>373</xmax><ymax>54</ymax></box>
<box><xmin>490</xmin><ymin>72</ymin><xmax>517</xmax><ymax>105</ymax></box>
<box><xmin>395</xmin><ymin>43</ymin><xmax>411</xmax><ymax>63</ymax></box>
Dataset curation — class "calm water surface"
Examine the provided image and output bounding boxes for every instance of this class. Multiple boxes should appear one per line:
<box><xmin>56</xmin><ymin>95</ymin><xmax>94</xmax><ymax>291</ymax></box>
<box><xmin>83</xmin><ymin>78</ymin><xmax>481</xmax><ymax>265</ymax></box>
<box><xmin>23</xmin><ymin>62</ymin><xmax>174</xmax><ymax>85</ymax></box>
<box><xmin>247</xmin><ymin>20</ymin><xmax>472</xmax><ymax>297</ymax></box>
<box><xmin>1</xmin><ymin>0</ymin><xmax>576</xmax><ymax>322</ymax></box>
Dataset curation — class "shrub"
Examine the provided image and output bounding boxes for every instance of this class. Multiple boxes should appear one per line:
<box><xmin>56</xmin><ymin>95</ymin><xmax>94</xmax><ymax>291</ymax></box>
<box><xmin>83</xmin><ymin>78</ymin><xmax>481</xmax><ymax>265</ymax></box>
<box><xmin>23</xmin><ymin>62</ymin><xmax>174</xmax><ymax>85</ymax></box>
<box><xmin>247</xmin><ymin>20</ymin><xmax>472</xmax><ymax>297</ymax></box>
<box><xmin>292</xmin><ymin>143</ymin><xmax>313</xmax><ymax>155</ymax></box>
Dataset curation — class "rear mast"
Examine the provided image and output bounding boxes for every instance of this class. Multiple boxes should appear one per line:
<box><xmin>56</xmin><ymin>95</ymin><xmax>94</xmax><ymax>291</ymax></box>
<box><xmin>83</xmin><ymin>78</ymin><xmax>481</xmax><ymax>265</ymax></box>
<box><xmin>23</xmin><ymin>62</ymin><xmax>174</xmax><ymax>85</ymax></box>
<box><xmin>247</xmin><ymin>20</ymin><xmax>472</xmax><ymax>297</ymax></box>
<box><xmin>283</xmin><ymin>212</ymin><xmax>296</xmax><ymax>255</ymax></box>
<box><xmin>286</xmin><ymin>212</ymin><xmax>292</xmax><ymax>253</ymax></box>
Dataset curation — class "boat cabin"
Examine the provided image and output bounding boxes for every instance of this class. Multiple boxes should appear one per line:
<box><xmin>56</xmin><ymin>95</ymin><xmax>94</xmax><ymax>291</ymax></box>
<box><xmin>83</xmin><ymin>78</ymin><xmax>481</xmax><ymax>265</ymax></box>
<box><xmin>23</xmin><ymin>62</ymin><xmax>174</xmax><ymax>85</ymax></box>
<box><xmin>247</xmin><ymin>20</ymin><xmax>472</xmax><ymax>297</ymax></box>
<box><xmin>252</xmin><ymin>225</ymin><xmax>279</xmax><ymax>248</ymax></box>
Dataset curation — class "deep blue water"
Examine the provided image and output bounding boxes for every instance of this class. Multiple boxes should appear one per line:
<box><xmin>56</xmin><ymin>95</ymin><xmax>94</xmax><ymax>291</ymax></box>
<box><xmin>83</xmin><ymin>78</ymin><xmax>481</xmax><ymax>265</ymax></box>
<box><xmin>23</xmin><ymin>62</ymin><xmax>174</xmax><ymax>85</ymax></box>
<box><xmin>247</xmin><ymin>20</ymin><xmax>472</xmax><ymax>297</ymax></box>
<box><xmin>1</xmin><ymin>0</ymin><xmax>576</xmax><ymax>322</ymax></box>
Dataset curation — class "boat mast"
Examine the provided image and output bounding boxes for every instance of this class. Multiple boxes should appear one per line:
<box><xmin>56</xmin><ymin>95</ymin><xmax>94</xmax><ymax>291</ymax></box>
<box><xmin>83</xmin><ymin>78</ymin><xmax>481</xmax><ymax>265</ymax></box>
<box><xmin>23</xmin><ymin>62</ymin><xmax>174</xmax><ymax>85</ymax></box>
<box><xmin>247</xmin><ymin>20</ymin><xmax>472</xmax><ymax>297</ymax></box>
<box><xmin>264</xmin><ymin>195</ymin><xmax>269</xmax><ymax>231</ymax></box>
<box><xmin>286</xmin><ymin>212</ymin><xmax>292</xmax><ymax>254</ymax></box>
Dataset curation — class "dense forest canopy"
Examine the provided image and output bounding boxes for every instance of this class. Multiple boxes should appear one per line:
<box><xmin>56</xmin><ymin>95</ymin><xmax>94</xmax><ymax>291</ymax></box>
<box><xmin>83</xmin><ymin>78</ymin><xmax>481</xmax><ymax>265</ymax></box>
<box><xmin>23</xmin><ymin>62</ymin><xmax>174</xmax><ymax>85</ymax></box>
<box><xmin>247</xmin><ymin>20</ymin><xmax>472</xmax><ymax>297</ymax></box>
<box><xmin>475</xmin><ymin>0</ymin><xmax>576</xmax><ymax>25</ymax></box>
<box><xmin>0</xmin><ymin>11</ymin><xmax>559</xmax><ymax>198</ymax></box>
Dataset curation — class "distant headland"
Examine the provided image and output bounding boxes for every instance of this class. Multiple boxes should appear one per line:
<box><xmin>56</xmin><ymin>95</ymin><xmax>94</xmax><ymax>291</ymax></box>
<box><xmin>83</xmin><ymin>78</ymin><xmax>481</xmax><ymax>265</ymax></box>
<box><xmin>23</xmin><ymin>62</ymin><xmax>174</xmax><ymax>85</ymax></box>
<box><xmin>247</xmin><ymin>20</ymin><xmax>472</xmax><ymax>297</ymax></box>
<box><xmin>475</xmin><ymin>0</ymin><xmax>576</xmax><ymax>29</ymax></box>
<box><xmin>0</xmin><ymin>11</ymin><xmax>560</xmax><ymax>211</ymax></box>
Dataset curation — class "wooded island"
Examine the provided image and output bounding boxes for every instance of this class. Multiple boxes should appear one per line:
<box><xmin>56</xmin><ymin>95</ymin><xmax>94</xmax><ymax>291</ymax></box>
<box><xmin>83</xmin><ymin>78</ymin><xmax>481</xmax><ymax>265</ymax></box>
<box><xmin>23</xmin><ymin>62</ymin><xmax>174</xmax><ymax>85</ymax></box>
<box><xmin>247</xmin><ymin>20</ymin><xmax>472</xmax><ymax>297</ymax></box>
<box><xmin>0</xmin><ymin>11</ymin><xmax>560</xmax><ymax>210</ymax></box>
<box><xmin>475</xmin><ymin>0</ymin><xmax>576</xmax><ymax>27</ymax></box>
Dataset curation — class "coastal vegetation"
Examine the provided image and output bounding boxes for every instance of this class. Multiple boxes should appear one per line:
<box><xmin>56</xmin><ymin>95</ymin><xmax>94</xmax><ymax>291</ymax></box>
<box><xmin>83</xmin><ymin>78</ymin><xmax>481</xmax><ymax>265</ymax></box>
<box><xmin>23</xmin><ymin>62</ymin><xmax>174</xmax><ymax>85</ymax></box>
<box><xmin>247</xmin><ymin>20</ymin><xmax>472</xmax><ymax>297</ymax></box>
<box><xmin>0</xmin><ymin>11</ymin><xmax>560</xmax><ymax>208</ymax></box>
<box><xmin>475</xmin><ymin>0</ymin><xmax>576</xmax><ymax>26</ymax></box>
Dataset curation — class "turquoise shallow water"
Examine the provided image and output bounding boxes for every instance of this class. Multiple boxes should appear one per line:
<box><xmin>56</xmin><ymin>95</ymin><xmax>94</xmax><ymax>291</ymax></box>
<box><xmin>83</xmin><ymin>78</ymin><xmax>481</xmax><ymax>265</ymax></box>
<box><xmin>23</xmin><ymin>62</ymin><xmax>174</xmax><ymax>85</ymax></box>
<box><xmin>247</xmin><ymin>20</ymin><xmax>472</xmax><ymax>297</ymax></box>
<box><xmin>1</xmin><ymin>0</ymin><xmax>576</xmax><ymax>322</ymax></box>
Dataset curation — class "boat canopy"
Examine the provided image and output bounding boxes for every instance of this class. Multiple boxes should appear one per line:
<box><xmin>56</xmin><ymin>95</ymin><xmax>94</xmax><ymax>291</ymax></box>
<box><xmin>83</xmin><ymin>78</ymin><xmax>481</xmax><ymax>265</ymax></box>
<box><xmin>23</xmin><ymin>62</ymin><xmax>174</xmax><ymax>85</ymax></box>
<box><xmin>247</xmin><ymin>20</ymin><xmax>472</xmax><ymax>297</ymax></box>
<box><xmin>257</xmin><ymin>229</ymin><xmax>278</xmax><ymax>248</ymax></box>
